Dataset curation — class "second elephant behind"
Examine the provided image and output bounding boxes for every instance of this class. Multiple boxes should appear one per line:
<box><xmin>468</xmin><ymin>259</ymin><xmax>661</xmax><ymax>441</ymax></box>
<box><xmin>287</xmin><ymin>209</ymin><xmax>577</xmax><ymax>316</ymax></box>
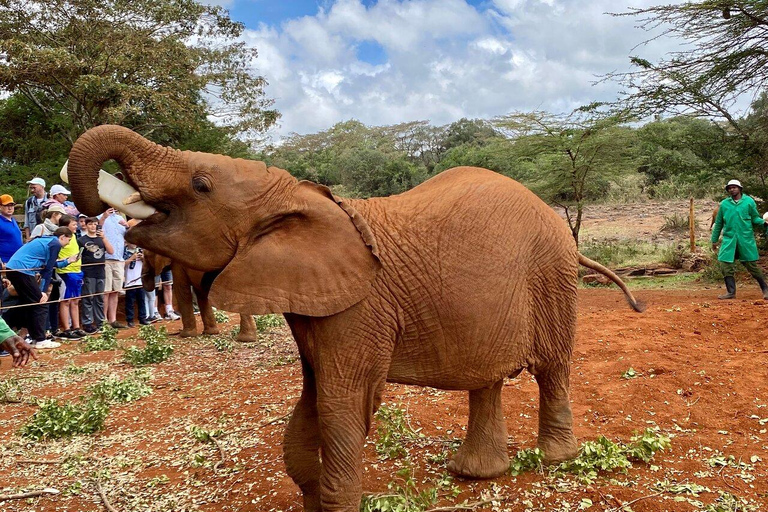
<box><xmin>141</xmin><ymin>251</ymin><xmax>258</xmax><ymax>342</ymax></box>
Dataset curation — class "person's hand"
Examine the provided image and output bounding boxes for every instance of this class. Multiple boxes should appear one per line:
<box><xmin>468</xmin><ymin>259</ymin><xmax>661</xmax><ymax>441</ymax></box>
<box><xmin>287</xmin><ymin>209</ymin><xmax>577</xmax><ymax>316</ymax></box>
<box><xmin>39</xmin><ymin>292</ymin><xmax>48</xmax><ymax>304</ymax></box>
<box><xmin>118</xmin><ymin>219</ymin><xmax>129</xmax><ymax>227</ymax></box>
<box><xmin>103</xmin><ymin>208</ymin><xmax>115</xmax><ymax>218</ymax></box>
<box><xmin>0</xmin><ymin>335</ymin><xmax>38</xmax><ymax>368</ymax></box>
<box><xmin>66</xmin><ymin>254</ymin><xmax>79</xmax><ymax>264</ymax></box>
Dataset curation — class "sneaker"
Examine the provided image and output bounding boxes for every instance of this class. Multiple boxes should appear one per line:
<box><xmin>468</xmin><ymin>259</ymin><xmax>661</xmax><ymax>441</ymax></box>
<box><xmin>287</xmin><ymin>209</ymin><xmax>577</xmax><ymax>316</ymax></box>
<box><xmin>148</xmin><ymin>314</ymin><xmax>162</xmax><ymax>323</ymax></box>
<box><xmin>127</xmin><ymin>321</ymin><xmax>135</xmax><ymax>328</ymax></box>
<box><xmin>62</xmin><ymin>330</ymin><xmax>83</xmax><ymax>340</ymax></box>
<box><xmin>139</xmin><ymin>320</ymin><xmax>151</xmax><ymax>326</ymax></box>
<box><xmin>83</xmin><ymin>324</ymin><xmax>99</xmax><ymax>334</ymax></box>
<box><xmin>164</xmin><ymin>311</ymin><xmax>181</xmax><ymax>321</ymax></box>
<box><xmin>33</xmin><ymin>339</ymin><xmax>61</xmax><ymax>349</ymax></box>
<box><xmin>110</xmin><ymin>321</ymin><xmax>128</xmax><ymax>329</ymax></box>
<box><xmin>0</xmin><ymin>350</ymin><xmax>10</xmax><ymax>357</ymax></box>
<box><xmin>72</xmin><ymin>329</ymin><xmax>88</xmax><ymax>338</ymax></box>
<box><xmin>53</xmin><ymin>330</ymin><xmax>68</xmax><ymax>339</ymax></box>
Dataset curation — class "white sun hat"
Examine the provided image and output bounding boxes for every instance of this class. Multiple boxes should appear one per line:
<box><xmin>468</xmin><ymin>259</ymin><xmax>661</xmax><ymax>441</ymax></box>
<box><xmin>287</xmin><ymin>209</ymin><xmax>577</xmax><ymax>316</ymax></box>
<box><xmin>726</xmin><ymin>179</ymin><xmax>742</xmax><ymax>189</ymax></box>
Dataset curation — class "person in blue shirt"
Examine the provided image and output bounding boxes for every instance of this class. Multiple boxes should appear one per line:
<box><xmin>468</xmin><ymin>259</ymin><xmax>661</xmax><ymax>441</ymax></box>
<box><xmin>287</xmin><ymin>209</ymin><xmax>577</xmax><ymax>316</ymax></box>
<box><xmin>3</xmin><ymin>228</ymin><xmax>78</xmax><ymax>348</ymax></box>
<box><xmin>0</xmin><ymin>194</ymin><xmax>23</xmax><ymax>264</ymax></box>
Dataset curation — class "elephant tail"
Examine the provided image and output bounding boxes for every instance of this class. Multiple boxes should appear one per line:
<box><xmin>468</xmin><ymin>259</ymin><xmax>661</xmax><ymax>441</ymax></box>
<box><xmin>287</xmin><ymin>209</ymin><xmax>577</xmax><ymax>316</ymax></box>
<box><xmin>578</xmin><ymin>254</ymin><xmax>646</xmax><ymax>312</ymax></box>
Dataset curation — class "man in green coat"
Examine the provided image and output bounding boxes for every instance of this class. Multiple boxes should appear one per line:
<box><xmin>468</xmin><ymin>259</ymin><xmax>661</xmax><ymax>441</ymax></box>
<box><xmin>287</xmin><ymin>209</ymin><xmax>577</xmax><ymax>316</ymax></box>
<box><xmin>711</xmin><ymin>179</ymin><xmax>768</xmax><ymax>299</ymax></box>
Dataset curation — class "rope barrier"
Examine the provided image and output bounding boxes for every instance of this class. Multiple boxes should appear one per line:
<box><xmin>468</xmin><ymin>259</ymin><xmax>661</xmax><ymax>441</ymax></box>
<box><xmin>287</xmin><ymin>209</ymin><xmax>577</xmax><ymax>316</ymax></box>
<box><xmin>1</xmin><ymin>260</ymin><xmax>141</xmax><ymax>274</ymax></box>
<box><xmin>0</xmin><ymin>280</ymin><xmax>174</xmax><ymax>311</ymax></box>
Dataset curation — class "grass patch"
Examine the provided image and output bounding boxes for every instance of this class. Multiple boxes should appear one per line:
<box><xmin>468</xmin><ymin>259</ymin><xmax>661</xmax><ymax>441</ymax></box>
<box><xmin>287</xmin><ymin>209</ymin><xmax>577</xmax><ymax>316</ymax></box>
<box><xmin>580</xmin><ymin>239</ymin><xmax>674</xmax><ymax>268</ymax></box>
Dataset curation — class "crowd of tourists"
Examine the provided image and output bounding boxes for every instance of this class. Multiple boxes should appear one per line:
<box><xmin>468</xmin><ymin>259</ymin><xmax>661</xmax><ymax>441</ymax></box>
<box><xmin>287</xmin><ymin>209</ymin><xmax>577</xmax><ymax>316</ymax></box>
<box><xmin>0</xmin><ymin>176</ymin><xmax>181</xmax><ymax>360</ymax></box>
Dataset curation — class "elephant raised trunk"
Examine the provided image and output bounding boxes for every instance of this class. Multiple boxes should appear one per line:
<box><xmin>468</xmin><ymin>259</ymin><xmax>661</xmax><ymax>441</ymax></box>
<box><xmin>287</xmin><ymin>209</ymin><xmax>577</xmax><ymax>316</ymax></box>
<box><xmin>68</xmin><ymin>125</ymin><xmax>182</xmax><ymax>216</ymax></box>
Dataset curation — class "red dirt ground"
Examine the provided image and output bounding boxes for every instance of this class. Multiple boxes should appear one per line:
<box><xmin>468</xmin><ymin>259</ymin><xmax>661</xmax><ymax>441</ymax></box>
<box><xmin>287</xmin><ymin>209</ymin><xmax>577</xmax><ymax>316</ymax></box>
<box><xmin>1</xmin><ymin>286</ymin><xmax>767</xmax><ymax>511</ymax></box>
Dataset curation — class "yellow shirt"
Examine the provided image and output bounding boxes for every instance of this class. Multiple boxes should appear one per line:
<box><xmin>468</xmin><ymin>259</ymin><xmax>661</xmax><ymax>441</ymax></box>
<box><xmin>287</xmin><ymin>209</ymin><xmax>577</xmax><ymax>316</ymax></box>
<box><xmin>57</xmin><ymin>236</ymin><xmax>82</xmax><ymax>274</ymax></box>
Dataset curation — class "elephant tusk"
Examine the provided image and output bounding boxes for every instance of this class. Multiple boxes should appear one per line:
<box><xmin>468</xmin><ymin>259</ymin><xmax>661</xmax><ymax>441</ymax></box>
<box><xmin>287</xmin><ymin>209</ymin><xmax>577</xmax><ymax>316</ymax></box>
<box><xmin>122</xmin><ymin>191</ymin><xmax>143</xmax><ymax>205</ymax></box>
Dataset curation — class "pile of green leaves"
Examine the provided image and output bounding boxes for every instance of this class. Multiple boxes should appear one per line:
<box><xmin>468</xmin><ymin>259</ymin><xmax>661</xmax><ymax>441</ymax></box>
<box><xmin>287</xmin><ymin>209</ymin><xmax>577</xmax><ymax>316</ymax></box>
<box><xmin>88</xmin><ymin>370</ymin><xmax>153</xmax><ymax>403</ymax></box>
<box><xmin>124</xmin><ymin>326</ymin><xmax>173</xmax><ymax>366</ymax></box>
<box><xmin>212</xmin><ymin>308</ymin><xmax>230</xmax><ymax>323</ymax></box>
<box><xmin>0</xmin><ymin>377</ymin><xmax>23</xmax><ymax>403</ymax></box>
<box><xmin>211</xmin><ymin>336</ymin><xmax>233</xmax><ymax>352</ymax></box>
<box><xmin>509</xmin><ymin>428</ymin><xmax>671</xmax><ymax>483</ymax></box>
<box><xmin>255</xmin><ymin>314</ymin><xmax>283</xmax><ymax>332</ymax></box>
<box><xmin>82</xmin><ymin>324</ymin><xmax>119</xmax><ymax>352</ymax></box>
<box><xmin>360</xmin><ymin>467</ymin><xmax>459</xmax><ymax>512</ymax></box>
<box><xmin>374</xmin><ymin>404</ymin><xmax>423</xmax><ymax>460</ymax></box>
<box><xmin>20</xmin><ymin>396</ymin><xmax>110</xmax><ymax>440</ymax></box>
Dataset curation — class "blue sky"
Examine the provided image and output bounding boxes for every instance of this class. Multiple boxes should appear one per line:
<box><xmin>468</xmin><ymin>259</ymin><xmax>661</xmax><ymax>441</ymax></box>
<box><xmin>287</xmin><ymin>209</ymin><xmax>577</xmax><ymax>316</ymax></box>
<box><xmin>215</xmin><ymin>0</ymin><xmax>681</xmax><ymax>140</ymax></box>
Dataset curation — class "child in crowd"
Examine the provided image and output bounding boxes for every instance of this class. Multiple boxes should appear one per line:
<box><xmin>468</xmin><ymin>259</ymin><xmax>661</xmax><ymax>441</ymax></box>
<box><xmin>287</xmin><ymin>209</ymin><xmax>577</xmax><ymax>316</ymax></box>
<box><xmin>56</xmin><ymin>215</ymin><xmax>85</xmax><ymax>339</ymax></box>
<box><xmin>78</xmin><ymin>217</ymin><xmax>114</xmax><ymax>333</ymax></box>
<box><xmin>123</xmin><ymin>243</ymin><xmax>148</xmax><ymax>327</ymax></box>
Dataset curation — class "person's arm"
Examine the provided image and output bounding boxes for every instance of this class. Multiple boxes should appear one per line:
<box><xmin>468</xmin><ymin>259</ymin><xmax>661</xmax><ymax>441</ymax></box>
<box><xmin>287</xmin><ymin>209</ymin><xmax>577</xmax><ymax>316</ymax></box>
<box><xmin>101</xmin><ymin>231</ymin><xmax>114</xmax><ymax>255</ymax></box>
<box><xmin>748</xmin><ymin>198</ymin><xmax>761</xmax><ymax>223</ymax></box>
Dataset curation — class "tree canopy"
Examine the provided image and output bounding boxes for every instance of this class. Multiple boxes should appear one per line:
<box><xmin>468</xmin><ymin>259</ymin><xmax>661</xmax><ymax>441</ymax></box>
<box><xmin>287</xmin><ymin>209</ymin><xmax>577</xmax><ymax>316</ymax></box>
<box><xmin>0</xmin><ymin>0</ymin><xmax>279</xmax><ymax>144</ymax></box>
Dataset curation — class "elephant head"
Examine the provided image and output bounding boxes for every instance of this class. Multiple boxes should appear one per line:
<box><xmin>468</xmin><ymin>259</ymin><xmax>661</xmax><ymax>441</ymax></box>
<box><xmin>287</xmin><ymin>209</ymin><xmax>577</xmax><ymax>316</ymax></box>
<box><xmin>66</xmin><ymin>125</ymin><xmax>381</xmax><ymax>316</ymax></box>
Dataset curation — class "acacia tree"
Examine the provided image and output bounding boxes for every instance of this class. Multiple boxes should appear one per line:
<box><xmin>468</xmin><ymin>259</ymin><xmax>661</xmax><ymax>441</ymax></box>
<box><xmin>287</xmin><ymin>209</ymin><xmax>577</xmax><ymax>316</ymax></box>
<box><xmin>0</xmin><ymin>0</ymin><xmax>279</xmax><ymax>144</ymax></box>
<box><xmin>607</xmin><ymin>1</ymin><xmax>768</xmax><ymax>200</ymax></box>
<box><xmin>496</xmin><ymin>107</ymin><xmax>638</xmax><ymax>245</ymax></box>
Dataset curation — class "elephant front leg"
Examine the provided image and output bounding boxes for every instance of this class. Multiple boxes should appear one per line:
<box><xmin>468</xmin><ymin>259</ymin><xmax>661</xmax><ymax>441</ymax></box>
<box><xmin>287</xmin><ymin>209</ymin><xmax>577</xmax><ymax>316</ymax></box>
<box><xmin>447</xmin><ymin>379</ymin><xmax>509</xmax><ymax>479</ymax></box>
<box><xmin>171</xmin><ymin>267</ymin><xmax>199</xmax><ymax>337</ymax></box>
<box><xmin>284</xmin><ymin>360</ymin><xmax>322</xmax><ymax>512</ymax></box>
<box><xmin>534</xmin><ymin>363</ymin><xmax>578</xmax><ymax>465</ymax></box>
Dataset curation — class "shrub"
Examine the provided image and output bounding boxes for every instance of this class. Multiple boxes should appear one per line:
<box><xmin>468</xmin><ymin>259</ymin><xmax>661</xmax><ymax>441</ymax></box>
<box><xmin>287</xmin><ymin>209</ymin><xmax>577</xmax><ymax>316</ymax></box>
<box><xmin>82</xmin><ymin>323</ymin><xmax>119</xmax><ymax>352</ymax></box>
<box><xmin>255</xmin><ymin>314</ymin><xmax>283</xmax><ymax>332</ymax></box>
<box><xmin>124</xmin><ymin>326</ymin><xmax>173</xmax><ymax>366</ymax></box>
<box><xmin>21</xmin><ymin>396</ymin><xmax>110</xmax><ymax>440</ymax></box>
<box><xmin>212</xmin><ymin>308</ymin><xmax>230</xmax><ymax>323</ymax></box>
<box><xmin>661</xmin><ymin>212</ymin><xmax>696</xmax><ymax>233</ymax></box>
<box><xmin>374</xmin><ymin>404</ymin><xmax>423</xmax><ymax>460</ymax></box>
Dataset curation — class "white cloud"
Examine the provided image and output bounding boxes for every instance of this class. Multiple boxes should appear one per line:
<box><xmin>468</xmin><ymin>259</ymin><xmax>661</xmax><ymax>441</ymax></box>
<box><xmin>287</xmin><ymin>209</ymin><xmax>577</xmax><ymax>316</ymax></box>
<box><xmin>240</xmin><ymin>0</ymin><xmax>681</xmax><ymax>140</ymax></box>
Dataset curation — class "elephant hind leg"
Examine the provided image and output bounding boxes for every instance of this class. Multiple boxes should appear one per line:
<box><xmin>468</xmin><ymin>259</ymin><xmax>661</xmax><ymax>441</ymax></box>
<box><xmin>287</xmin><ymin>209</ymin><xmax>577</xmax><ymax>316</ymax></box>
<box><xmin>284</xmin><ymin>359</ymin><xmax>322</xmax><ymax>512</ymax></box>
<box><xmin>447</xmin><ymin>379</ymin><xmax>509</xmax><ymax>479</ymax></box>
<box><xmin>533</xmin><ymin>362</ymin><xmax>578</xmax><ymax>465</ymax></box>
<box><xmin>235</xmin><ymin>314</ymin><xmax>259</xmax><ymax>343</ymax></box>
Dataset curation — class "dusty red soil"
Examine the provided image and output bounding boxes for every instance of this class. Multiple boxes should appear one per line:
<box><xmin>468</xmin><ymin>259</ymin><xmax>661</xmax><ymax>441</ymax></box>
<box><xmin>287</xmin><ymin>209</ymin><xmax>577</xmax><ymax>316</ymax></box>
<box><xmin>1</xmin><ymin>286</ymin><xmax>767</xmax><ymax>511</ymax></box>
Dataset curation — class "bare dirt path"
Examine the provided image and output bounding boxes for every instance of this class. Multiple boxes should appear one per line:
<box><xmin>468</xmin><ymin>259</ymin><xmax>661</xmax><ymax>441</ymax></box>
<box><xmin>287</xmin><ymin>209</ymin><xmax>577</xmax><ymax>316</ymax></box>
<box><xmin>1</xmin><ymin>287</ymin><xmax>767</xmax><ymax>512</ymax></box>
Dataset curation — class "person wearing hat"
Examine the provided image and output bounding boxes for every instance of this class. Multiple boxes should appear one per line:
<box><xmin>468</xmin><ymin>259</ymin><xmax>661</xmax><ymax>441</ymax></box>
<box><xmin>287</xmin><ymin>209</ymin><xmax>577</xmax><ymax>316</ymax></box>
<box><xmin>24</xmin><ymin>177</ymin><xmax>48</xmax><ymax>239</ymax></box>
<box><xmin>0</xmin><ymin>194</ymin><xmax>23</xmax><ymax>265</ymax></box>
<box><xmin>44</xmin><ymin>184</ymin><xmax>79</xmax><ymax>217</ymax></box>
<box><xmin>711</xmin><ymin>179</ymin><xmax>768</xmax><ymax>299</ymax></box>
<box><xmin>29</xmin><ymin>204</ymin><xmax>66</xmax><ymax>240</ymax></box>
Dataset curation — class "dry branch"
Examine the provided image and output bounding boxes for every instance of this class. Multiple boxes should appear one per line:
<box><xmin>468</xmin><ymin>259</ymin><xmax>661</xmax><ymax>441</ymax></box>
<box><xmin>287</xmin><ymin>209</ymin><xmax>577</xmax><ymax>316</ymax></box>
<box><xmin>425</xmin><ymin>497</ymin><xmax>501</xmax><ymax>511</ymax></box>
<box><xmin>0</xmin><ymin>488</ymin><xmax>59</xmax><ymax>502</ymax></box>
<box><xmin>96</xmin><ymin>481</ymin><xmax>118</xmax><ymax>512</ymax></box>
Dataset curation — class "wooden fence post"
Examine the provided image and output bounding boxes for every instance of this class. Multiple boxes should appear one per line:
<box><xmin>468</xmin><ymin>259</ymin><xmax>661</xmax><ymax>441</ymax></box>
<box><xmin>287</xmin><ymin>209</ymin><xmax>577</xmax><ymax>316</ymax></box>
<box><xmin>689</xmin><ymin>198</ymin><xmax>696</xmax><ymax>252</ymax></box>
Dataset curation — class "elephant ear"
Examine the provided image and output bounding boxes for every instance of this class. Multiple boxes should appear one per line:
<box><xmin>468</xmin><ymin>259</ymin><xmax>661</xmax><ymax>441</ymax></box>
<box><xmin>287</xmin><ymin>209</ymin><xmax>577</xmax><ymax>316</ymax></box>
<box><xmin>209</xmin><ymin>181</ymin><xmax>381</xmax><ymax>317</ymax></box>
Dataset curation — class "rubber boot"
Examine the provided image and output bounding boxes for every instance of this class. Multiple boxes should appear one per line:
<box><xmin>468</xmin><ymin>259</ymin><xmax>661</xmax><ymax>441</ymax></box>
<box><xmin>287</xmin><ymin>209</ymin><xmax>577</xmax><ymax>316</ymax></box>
<box><xmin>718</xmin><ymin>276</ymin><xmax>736</xmax><ymax>299</ymax></box>
<box><xmin>756</xmin><ymin>276</ymin><xmax>768</xmax><ymax>300</ymax></box>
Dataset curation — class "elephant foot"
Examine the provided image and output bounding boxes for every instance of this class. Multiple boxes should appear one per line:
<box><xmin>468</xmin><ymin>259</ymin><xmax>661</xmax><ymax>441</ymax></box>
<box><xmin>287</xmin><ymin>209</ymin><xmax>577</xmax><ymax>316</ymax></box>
<box><xmin>202</xmin><ymin>327</ymin><xmax>220</xmax><ymax>335</ymax></box>
<box><xmin>300</xmin><ymin>482</ymin><xmax>322</xmax><ymax>512</ymax></box>
<box><xmin>538</xmin><ymin>433</ymin><xmax>578</xmax><ymax>465</ymax></box>
<box><xmin>179</xmin><ymin>329</ymin><xmax>199</xmax><ymax>338</ymax></box>
<box><xmin>447</xmin><ymin>444</ymin><xmax>509</xmax><ymax>479</ymax></box>
<box><xmin>235</xmin><ymin>332</ymin><xmax>259</xmax><ymax>343</ymax></box>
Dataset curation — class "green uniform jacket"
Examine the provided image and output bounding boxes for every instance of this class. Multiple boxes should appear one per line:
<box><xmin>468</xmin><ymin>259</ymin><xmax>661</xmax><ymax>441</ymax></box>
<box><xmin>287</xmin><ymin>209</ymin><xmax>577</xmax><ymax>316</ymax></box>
<box><xmin>711</xmin><ymin>194</ymin><xmax>765</xmax><ymax>263</ymax></box>
<box><xmin>0</xmin><ymin>317</ymin><xmax>15</xmax><ymax>343</ymax></box>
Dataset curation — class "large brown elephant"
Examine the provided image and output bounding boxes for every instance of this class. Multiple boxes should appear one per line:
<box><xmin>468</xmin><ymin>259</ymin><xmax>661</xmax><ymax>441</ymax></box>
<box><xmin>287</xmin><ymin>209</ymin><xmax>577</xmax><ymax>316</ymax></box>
<box><xmin>66</xmin><ymin>125</ymin><xmax>642</xmax><ymax>512</ymax></box>
<box><xmin>140</xmin><ymin>250</ymin><xmax>258</xmax><ymax>342</ymax></box>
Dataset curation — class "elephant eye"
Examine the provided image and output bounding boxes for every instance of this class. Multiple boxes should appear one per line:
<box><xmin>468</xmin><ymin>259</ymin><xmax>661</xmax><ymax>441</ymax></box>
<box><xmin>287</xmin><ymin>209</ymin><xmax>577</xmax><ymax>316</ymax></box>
<box><xmin>192</xmin><ymin>176</ymin><xmax>212</xmax><ymax>194</ymax></box>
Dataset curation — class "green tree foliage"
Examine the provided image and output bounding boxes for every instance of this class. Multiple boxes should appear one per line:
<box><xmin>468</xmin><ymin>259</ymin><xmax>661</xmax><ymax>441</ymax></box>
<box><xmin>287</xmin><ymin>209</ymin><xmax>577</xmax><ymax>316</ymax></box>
<box><xmin>496</xmin><ymin>107</ymin><xmax>639</xmax><ymax>245</ymax></box>
<box><xmin>0</xmin><ymin>0</ymin><xmax>279</xmax><ymax>144</ymax></box>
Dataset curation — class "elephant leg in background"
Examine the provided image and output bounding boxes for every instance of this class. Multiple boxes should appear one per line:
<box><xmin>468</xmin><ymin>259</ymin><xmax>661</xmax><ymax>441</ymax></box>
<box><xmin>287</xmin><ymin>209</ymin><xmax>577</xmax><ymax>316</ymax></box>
<box><xmin>446</xmin><ymin>379</ymin><xmax>509</xmax><ymax>478</ymax></box>
<box><xmin>283</xmin><ymin>358</ymin><xmax>322</xmax><ymax>512</ymax></box>
<box><xmin>193</xmin><ymin>284</ymin><xmax>220</xmax><ymax>336</ymax></box>
<box><xmin>171</xmin><ymin>267</ymin><xmax>199</xmax><ymax>338</ymax></box>
<box><xmin>534</xmin><ymin>361</ymin><xmax>578</xmax><ymax>464</ymax></box>
<box><xmin>235</xmin><ymin>313</ymin><xmax>258</xmax><ymax>343</ymax></box>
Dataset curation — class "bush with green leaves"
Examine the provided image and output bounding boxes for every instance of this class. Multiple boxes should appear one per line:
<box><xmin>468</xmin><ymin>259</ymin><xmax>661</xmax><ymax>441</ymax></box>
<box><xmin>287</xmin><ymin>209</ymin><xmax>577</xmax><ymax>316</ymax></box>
<box><xmin>124</xmin><ymin>326</ymin><xmax>173</xmax><ymax>366</ymax></box>
<box><xmin>255</xmin><ymin>314</ymin><xmax>283</xmax><ymax>332</ymax></box>
<box><xmin>20</xmin><ymin>396</ymin><xmax>110</xmax><ymax>440</ymax></box>
<box><xmin>81</xmin><ymin>323</ymin><xmax>119</xmax><ymax>352</ymax></box>
<box><xmin>88</xmin><ymin>370</ymin><xmax>153</xmax><ymax>404</ymax></box>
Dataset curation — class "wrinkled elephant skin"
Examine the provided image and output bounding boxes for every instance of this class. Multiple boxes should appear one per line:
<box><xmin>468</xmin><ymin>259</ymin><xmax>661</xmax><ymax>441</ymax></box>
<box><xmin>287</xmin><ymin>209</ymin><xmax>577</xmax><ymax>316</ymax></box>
<box><xmin>67</xmin><ymin>125</ymin><xmax>642</xmax><ymax>512</ymax></box>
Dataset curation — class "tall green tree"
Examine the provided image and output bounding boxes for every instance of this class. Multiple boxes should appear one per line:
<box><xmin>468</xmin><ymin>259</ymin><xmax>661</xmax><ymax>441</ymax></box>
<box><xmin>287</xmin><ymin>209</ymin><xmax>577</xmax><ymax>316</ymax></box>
<box><xmin>0</xmin><ymin>0</ymin><xmax>279</xmax><ymax>144</ymax></box>
<box><xmin>497</xmin><ymin>108</ymin><xmax>639</xmax><ymax>245</ymax></box>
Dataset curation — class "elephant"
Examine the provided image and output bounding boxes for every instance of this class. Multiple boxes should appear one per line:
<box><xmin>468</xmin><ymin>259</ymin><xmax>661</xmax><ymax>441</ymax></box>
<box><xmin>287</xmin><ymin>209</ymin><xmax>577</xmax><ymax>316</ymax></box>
<box><xmin>140</xmin><ymin>250</ymin><xmax>259</xmax><ymax>342</ymax></box>
<box><xmin>66</xmin><ymin>125</ymin><xmax>643</xmax><ymax>512</ymax></box>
